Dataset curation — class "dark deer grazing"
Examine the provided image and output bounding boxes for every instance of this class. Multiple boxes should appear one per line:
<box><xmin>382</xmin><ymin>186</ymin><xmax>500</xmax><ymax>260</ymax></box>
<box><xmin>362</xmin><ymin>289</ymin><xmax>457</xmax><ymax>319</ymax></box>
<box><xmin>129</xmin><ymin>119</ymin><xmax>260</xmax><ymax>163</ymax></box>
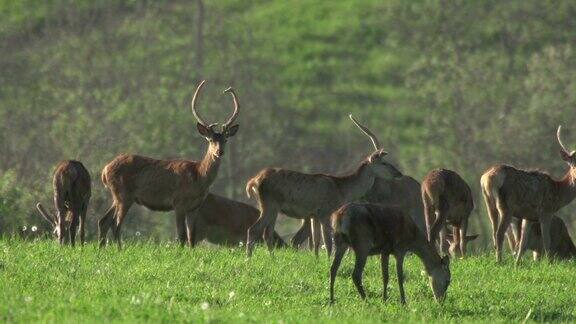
<box><xmin>422</xmin><ymin>168</ymin><xmax>474</xmax><ymax>257</ymax></box>
<box><xmin>195</xmin><ymin>193</ymin><xmax>286</xmax><ymax>247</ymax></box>
<box><xmin>98</xmin><ymin>80</ymin><xmax>240</xmax><ymax>248</ymax></box>
<box><xmin>481</xmin><ymin>126</ymin><xmax>576</xmax><ymax>263</ymax></box>
<box><xmin>329</xmin><ymin>203</ymin><xmax>450</xmax><ymax>304</ymax></box>
<box><xmin>245</xmin><ymin>115</ymin><xmax>403</xmax><ymax>257</ymax></box>
<box><xmin>35</xmin><ymin>160</ymin><xmax>91</xmax><ymax>246</ymax></box>
<box><xmin>509</xmin><ymin>216</ymin><xmax>576</xmax><ymax>260</ymax></box>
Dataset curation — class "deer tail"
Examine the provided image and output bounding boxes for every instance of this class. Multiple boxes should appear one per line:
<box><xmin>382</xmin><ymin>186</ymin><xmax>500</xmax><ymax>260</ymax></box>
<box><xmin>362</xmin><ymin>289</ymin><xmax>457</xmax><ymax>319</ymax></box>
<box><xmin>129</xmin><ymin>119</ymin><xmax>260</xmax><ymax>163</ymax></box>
<box><xmin>245</xmin><ymin>177</ymin><xmax>259</xmax><ymax>199</ymax></box>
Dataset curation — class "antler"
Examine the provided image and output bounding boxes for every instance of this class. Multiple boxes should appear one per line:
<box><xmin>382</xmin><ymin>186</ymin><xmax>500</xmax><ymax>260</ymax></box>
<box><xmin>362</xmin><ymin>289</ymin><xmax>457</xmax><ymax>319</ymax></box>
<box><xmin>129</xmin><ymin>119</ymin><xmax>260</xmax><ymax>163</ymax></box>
<box><xmin>557</xmin><ymin>125</ymin><xmax>573</xmax><ymax>154</ymax></box>
<box><xmin>222</xmin><ymin>87</ymin><xmax>240</xmax><ymax>129</ymax></box>
<box><xmin>36</xmin><ymin>203</ymin><xmax>56</xmax><ymax>226</ymax></box>
<box><xmin>191</xmin><ymin>80</ymin><xmax>209</xmax><ymax>126</ymax></box>
<box><xmin>349</xmin><ymin>114</ymin><xmax>380</xmax><ymax>151</ymax></box>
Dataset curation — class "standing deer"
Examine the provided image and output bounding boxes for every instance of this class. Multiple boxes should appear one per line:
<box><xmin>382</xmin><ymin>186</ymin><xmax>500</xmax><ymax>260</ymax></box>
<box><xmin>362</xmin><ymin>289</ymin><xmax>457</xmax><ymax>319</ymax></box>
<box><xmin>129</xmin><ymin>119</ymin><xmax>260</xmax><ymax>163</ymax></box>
<box><xmin>422</xmin><ymin>168</ymin><xmax>474</xmax><ymax>257</ymax></box>
<box><xmin>98</xmin><ymin>80</ymin><xmax>240</xmax><ymax>248</ymax></box>
<box><xmin>35</xmin><ymin>160</ymin><xmax>91</xmax><ymax>246</ymax></box>
<box><xmin>329</xmin><ymin>203</ymin><xmax>451</xmax><ymax>304</ymax></box>
<box><xmin>245</xmin><ymin>115</ymin><xmax>403</xmax><ymax>257</ymax></box>
<box><xmin>481</xmin><ymin>126</ymin><xmax>576</xmax><ymax>263</ymax></box>
<box><xmin>194</xmin><ymin>193</ymin><xmax>286</xmax><ymax>247</ymax></box>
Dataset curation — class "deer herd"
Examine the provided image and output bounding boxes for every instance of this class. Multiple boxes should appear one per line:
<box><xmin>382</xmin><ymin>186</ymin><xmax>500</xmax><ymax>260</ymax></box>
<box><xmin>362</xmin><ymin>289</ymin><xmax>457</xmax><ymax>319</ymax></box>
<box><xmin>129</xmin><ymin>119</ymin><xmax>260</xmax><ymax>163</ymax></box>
<box><xmin>32</xmin><ymin>80</ymin><xmax>576</xmax><ymax>304</ymax></box>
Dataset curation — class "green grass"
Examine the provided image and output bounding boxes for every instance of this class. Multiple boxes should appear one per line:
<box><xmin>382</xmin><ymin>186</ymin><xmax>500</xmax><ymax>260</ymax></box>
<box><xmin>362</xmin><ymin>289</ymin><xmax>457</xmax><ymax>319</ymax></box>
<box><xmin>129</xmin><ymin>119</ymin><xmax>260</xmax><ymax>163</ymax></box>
<box><xmin>1</xmin><ymin>239</ymin><xmax>575</xmax><ymax>323</ymax></box>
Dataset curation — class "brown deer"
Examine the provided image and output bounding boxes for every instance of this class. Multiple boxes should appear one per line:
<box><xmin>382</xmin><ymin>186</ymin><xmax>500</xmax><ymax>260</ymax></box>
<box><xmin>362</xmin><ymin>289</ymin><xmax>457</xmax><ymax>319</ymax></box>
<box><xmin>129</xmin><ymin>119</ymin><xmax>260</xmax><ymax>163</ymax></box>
<box><xmin>329</xmin><ymin>203</ymin><xmax>450</xmax><ymax>304</ymax></box>
<box><xmin>98</xmin><ymin>80</ymin><xmax>240</xmax><ymax>248</ymax></box>
<box><xmin>35</xmin><ymin>160</ymin><xmax>91</xmax><ymax>246</ymax></box>
<box><xmin>422</xmin><ymin>168</ymin><xmax>474</xmax><ymax>257</ymax></box>
<box><xmin>291</xmin><ymin>175</ymin><xmax>427</xmax><ymax>252</ymax></box>
<box><xmin>245</xmin><ymin>115</ymin><xmax>403</xmax><ymax>257</ymax></box>
<box><xmin>508</xmin><ymin>216</ymin><xmax>576</xmax><ymax>260</ymax></box>
<box><xmin>194</xmin><ymin>193</ymin><xmax>286</xmax><ymax>247</ymax></box>
<box><xmin>481</xmin><ymin>126</ymin><xmax>576</xmax><ymax>263</ymax></box>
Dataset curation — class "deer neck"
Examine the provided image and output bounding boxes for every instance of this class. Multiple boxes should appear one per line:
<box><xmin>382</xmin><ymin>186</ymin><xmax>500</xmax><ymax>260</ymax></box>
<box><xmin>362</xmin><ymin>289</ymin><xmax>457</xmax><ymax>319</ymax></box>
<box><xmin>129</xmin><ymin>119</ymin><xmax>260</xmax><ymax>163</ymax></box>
<box><xmin>553</xmin><ymin>167</ymin><xmax>576</xmax><ymax>209</ymax></box>
<box><xmin>336</xmin><ymin>162</ymin><xmax>376</xmax><ymax>202</ymax></box>
<box><xmin>411</xmin><ymin>236</ymin><xmax>442</xmax><ymax>274</ymax></box>
<box><xmin>197</xmin><ymin>146</ymin><xmax>222</xmax><ymax>187</ymax></box>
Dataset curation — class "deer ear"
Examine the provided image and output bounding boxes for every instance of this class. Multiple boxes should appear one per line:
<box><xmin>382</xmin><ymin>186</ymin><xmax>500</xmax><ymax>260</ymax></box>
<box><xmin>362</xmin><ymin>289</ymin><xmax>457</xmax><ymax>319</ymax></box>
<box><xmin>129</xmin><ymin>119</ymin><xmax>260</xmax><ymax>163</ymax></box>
<box><xmin>197</xmin><ymin>123</ymin><xmax>212</xmax><ymax>137</ymax></box>
<box><xmin>225</xmin><ymin>124</ymin><xmax>239</xmax><ymax>138</ymax></box>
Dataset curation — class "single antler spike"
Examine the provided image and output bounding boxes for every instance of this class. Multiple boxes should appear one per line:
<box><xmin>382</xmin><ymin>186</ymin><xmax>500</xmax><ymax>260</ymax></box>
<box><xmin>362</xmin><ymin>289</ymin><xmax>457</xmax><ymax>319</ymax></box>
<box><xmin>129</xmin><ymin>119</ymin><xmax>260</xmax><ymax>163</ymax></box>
<box><xmin>191</xmin><ymin>80</ymin><xmax>209</xmax><ymax>126</ymax></box>
<box><xmin>36</xmin><ymin>203</ymin><xmax>56</xmax><ymax>226</ymax></box>
<box><xmin>349</xmin><ymin>114</ymin><xmax>380</xmax><ymax>151</ymax></box>
<box><xmin>557</xmin><ymin>125</ymin><xmax>571</xmax><ymax>154</ymax></box>
<box><xmin>222</xmin><ymin>87</ymin><xmax>240</xmax><ymax>129</ymax></box>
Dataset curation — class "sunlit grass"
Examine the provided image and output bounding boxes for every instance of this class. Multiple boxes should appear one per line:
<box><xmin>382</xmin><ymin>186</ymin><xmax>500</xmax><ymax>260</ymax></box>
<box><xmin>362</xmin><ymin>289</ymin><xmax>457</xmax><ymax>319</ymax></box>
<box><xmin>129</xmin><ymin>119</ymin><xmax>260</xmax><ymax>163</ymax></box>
<box><xmin>1</xmin><ymin>238</ymin><xmax>575</xmax><ymax>323</ymax></box>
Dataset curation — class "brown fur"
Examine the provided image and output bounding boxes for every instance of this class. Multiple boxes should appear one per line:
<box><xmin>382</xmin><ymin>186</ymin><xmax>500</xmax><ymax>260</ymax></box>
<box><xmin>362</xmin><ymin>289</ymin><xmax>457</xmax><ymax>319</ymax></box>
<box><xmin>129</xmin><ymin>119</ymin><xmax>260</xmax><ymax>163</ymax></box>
<box><xmin>195</xmin><ymin>193</ymin><xmax>286</xmax><ymax>247</ymax></box>
<box><xmin>98</xmin><ymin>81</ymin><xmax>240</xmax><ymax>248</ymax></box>
<box><xmin>481</xmin><ymin>159</ymin><xmax>576</xmax><ymax>263</ymax></box>
<box><xmin>36</xmin><ymin>160</ymin><xmax>91</xmax><ymax>246</ymax></box>
<box><xmin>422</xmin><ymin>169</ymin><xmax>474</xmax><ymax>257</ymax></box>
<box><xmin>329</xmin><ymin>203</ymin><xmax>450</xmax><ymax>304</ymax></box>
<box><xmin>509</xmin><ymin>216</ymin><xmax>576</xmax><ymax>260</ymax></box>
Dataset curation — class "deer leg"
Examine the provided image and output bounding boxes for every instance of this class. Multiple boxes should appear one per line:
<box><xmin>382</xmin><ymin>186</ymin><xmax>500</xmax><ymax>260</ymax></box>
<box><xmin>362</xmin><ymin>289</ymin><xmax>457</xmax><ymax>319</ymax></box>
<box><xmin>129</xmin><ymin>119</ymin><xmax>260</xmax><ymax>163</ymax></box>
<box><xmin>319</xmin><ymin>217</ymin><xmax>334</xmax><ymax>257</ymax></box>
<box><xmin>506</xmin><ymin>220</ymin><xmax>519</xmax><ymax>254</ymax></box>
<box><xmin>352</xmin><ymin>250</ymin><xmax>368</xmax><ymax>300</ymax></box>
<box><xmin>113</xmin><ymin>202</ymin><xmax>132</xmax><ymax>250</ymax></box>
<box><xmin>329</xmin><ymin>235</ymin><xmax>347</xmax><ymax>304</ymax></box>
<box><xmin>175</xmin><ymin>209</ymin><xmax>187</xmax><ymax>247</ymax></box>
<box><xmin>539</xmin><ymin>216</ymin><xmax>553</xmax><ymax>261</ymax></box>
<box><xmin>311</xmin><ymin>218</ymin><xmax>322</xmax><ymax>257</ymax></box>
<box><xmin>423</xmin><ymin>193</ymin><xmax>435</xmax><ymax>241</ymax></box>
<box><xmin>79</xmin><ymin>202</ymin><xmax>88</xmax><ymax>245</ymax></box>
<box><xmin>69</xmin><ymin>209</ymin><xmax>79</xmax><ymax>247</ymax></box>
<box><xmin>515</xmin><ymin>219</ymin><xmax>533</xmax><ymax>266</ymax></box>
<box><xmin>494</xmin><ymin>201</ymin><xmax>511</xmax><ymax>263</ymax></box>
<box><xmin>54</xmin><ymin>193</ymin><xmax>67</xmax><ymax>245</ymax></box>
<box><xmin>263</xmin><ymin>224</ymin><xmax>278</xmax><ymax>252</ymax></box>
<box><xmin>185</xmin><ymin>209</ymin><xmax>201</xmax><ymax>248</ymax></box>
<box><xmin>381</xmin><ymin>253</ymin><xmax>389</xmax><ymax>301</ymax></box>
<box><xmin>290</xmin><ymin>219</ymin><xmax>311</xmax><ymax>249</ymax></box>
<box><xmin>98</xmin><ymin>205</ymin><xmax>116</xmax><ymax>248</ymax></box>
<box><xmin>459</xmin><ymin>218</ymin><xmax>468</xmax><ymax>257</ymax></box>
<box><xmin>395</xmin><ymin>253</ymin><xmax>407</xmax><ymax>304</ymax></box>
<box><xmin>247</xmin><ymin>204</ymin><xmax>277</xmax><ymax>257</ymax></box>
<box><xmin>439</xmin><ymin>225</ymin><xmax>449</xmax><ymax>255</ymax></box>
<box><xmin>483</xmin><ymin>190</ymin><xmax>499</xmax><ymax>248</ymax></box>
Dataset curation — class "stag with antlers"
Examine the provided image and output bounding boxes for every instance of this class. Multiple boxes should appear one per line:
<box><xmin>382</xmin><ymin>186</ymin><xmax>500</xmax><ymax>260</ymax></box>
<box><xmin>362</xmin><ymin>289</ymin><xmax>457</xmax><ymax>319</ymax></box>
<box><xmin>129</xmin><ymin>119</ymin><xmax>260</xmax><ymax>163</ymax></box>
<box><xmin>98</xmin><ymin>80</ymin><xmax>240</xmax><ymax>248</ymax></box>
<box><xmin>481</xmin><ymin>126</ymin><xmax>576</xmax><ymax>263</ymax></box>
<box><xmin>35</xmin><ymin>160</ymin><xmax>91</xmax><ymax>246</ymax></box>
<box><xmin>245</xmin><ymin>115</ymin><xmax>403</xmax><ymax>257</ymax></box>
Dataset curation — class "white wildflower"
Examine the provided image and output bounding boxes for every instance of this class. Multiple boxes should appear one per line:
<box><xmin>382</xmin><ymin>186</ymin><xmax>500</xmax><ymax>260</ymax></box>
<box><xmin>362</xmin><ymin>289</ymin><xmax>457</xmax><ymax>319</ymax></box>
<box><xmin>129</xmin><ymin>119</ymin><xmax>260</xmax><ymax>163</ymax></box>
<box><xmin>22</xmin><ymin>226</ymin><xmax>27</xmax><ymax>231</ymax></box>
<box><xmin>229</xmin><ymin>291</ymin><xmax>235</xmax><ymax>299</ymax></box>
<box><xmin>135</xmin><ymin>231</ymin><xmax>141</xmax><ymax>237</ymax></box>
<box><xmin>238</xmin><ymin>241</ymin><xmax>244</xmax><ymax>247</ymax></box>
<box><xmin>31</xmin><ymin>226</ymin><xmax>38</xmax><ymax>232</ymax></box>
<box><xmin>200</xmin><ymin>302</ymin><xmax>210</xmax><ymax>310</ymax></box>
<box><xmin>24</xmin><ymin>296</ymin><xmax>33</xmax><ymax>303</ymax></box>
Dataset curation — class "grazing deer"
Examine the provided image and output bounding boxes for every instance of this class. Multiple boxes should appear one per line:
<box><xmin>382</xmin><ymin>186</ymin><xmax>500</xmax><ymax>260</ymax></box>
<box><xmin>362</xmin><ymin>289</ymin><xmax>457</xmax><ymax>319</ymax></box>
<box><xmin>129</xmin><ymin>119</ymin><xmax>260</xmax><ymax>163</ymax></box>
<box><xmin>98</xmin><ymin>80</ymin><xmax>240</xmax><ymax>248</ymax></box>
<box><xmin>292</xmin><ymin>175</ymin><xmax>427</xmax><ymax>251</ymax></box>
<box><xmin>245</xmin><ymin>115</ymin><xmax>403</xmax><ymax>257</ymax></box>
<box><xmin>195</xmin><ymin>193</ymin><xmax>286</xmax><ymax>247</ymax></box>
<box><xmin>481</xmin><ymin>126</ymin><xmax>576</xmax><ymax>263</ymax></box>
<box><xmin>509</xmin><ymin>216</ymin><xmax>576</xmax><ymax>260</ymax></box>
<box><xmin>422</xmin><ymin>169</ymin><xmax>474</xmax><ymax>257</ymax></box>
<box><xmin>35</xmin><ymin>160</ymin><xmax>91</xmax><ymax>246</ymax></box>
<box><xmin>329</xmin><ymin>203</ymin><xmax>450</xmax><ymax>304</ymax></box>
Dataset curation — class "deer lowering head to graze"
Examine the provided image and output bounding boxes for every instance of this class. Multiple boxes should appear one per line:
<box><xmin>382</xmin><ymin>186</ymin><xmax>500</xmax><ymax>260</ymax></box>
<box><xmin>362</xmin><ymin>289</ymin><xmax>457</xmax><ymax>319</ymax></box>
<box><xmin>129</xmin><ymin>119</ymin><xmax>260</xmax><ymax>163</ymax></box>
<box><xmin>98</xmin><ymin>80</ymin><xmax>240</xmax><ymax>249</ymax></box>
<box><xmin>508</xmin><ymin>216</ymin><xmax>576</xmax><ymax>261</ymax></box>
<box><xmin>35</xmin><ymin>160</ymin><xmax>91</xmax><ymax>246</ymax></box>
<box><xmin>245</xmin><ymin>115</ymin><xmax>403</xmax><ymax>257</ymax></box>
<box><xmin>329</xmin><ymin>203</ymin><xmax>450</xmax><ymax>304</ymax></box>
<box><xmin>194</xmin><ymin>193</ymin><xmax>286</xmax><ymax>247</ymax></box>
<box><xmin>481</xmin><ymin>126</ymin><xmax>576</xmax><ymax>263</ymax></box>
<box><xmin>292</xmin><ymin>175</ymin><xmax>427</xmax><ymax>253</ymax></box>
<box><xmin>422</xmin><ymin>168</ymin><xmax>474</xmax><ymax>257</ymax></box>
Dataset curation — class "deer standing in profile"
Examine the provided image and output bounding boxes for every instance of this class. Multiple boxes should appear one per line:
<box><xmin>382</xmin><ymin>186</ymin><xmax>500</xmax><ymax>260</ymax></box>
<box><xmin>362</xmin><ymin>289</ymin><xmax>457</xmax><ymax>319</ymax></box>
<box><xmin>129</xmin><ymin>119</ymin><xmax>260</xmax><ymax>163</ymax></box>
<box><xmin>481</xmin><ymin>126</ymin><xmax>576</xmax><ymax>263</ymax></box>
<box><xmin>329</xmin><ymin>203</ymin><xmax>451</xmax><ymax>304</ymax></box>
<box><xmin>245</xmin><ymin>115</ymin><xmax>403</xmax><ymax>257</ymax></box>
<box><xmin>422</xmin><ymin>168</ymin><xmax>474</xmax><ymax>257</ymax></box>
<box><xmin>35</xmin><ymin>160</ymin><xmax>91</xmax><ymax>246</ymax></box>
<box><xmin>194</xmin><ymin>193</ymin><xmax>286</xmax><ymax>247</ymax></box>
<box><xmin>98</xmin><ymin>80</ymin><xmax>240</xmax><ymax>248</ymax></box>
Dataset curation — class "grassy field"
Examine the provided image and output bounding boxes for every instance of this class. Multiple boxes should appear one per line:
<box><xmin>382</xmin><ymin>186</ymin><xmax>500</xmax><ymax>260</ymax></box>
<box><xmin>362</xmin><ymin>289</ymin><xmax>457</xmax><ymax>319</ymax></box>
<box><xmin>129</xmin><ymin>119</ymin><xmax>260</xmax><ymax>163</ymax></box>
<box><xmin>1</xmin><ymin>239</ymin><xmax>575</xmax><ymax>323</ymax></box>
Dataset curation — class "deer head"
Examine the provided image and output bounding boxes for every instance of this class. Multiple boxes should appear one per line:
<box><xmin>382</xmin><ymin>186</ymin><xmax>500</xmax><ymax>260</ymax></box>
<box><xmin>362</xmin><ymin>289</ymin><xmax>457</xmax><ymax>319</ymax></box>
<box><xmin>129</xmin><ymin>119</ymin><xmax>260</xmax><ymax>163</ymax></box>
<box><xmin>192</xmin><ymin>80</ymin><xmax>240</xmax><ymax>158</ymax></box>
<box><xmin>446</xmin><ymin>233</ymin><xmax>479</xmax><ymax>257</ymax></box>
<box><xmin>35</xmin><ymin>203</ymin><xmax>68</xmax><ymax>244</ymax></box>
<box><xmin>349</xmin><ymin>114</ymin><xmax>402</xmax><ymax>179</ymax></box>
<box><xmin>428</xmin><ymin>255</ymin><xmax>451</xmax><ymax>302</ymax></box>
